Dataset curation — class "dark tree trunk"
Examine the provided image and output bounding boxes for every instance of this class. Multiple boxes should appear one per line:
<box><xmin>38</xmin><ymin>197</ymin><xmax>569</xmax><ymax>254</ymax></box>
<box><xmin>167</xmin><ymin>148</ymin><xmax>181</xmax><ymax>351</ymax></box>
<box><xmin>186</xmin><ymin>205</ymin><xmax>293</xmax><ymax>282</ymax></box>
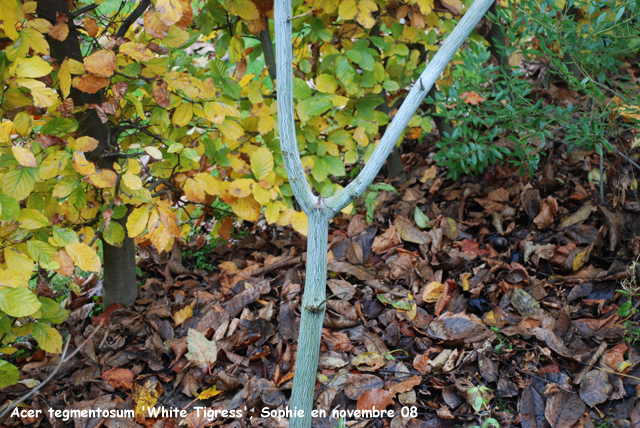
<box><xmin>37</xmin><ymin>0</ymin><xmax>138</xmax><ymax>307</ymax></box>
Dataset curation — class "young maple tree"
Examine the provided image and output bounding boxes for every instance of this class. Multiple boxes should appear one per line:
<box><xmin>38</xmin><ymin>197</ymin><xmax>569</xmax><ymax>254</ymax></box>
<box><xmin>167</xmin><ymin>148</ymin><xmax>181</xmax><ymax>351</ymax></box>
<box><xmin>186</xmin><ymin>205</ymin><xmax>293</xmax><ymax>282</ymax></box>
<box><xmin>272</xmin><ymin>0</ymin><xmax>493</xmax><ymax>425</ymax></box>
<box><xmin>0</xmin><ymin>0</ymin><xmax>490</xmax><ymax>402</ymax></box>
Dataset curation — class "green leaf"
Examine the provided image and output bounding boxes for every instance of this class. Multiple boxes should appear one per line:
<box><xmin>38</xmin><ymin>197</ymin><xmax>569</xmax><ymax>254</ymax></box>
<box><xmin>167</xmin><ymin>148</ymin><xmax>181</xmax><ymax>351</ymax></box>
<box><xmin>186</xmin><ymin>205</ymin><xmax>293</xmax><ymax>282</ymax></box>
<box><xmin>414</xmin><ymin>207</ymin><xmax>431</xmax><ymax>229</ymax></box>
<box><xmin>40</xmin><ymin>117</ymin><xmax>78</xmax><ymax>135</ymax></box>
<box><xmin>37</xmin><ymin>297</ymin><xmax>69</xmax><ymax>324</ymax></box>
<box><xmin>68</xmin><ymin>184</ymin><xmax>87</xmax><ymax>212</ymax></box>
<box><xmin>223</xmin><ymin>77</ymin><xmax>241</xmax><ymax>99</ymax></box>
<box><xmin>52</xmin><ymin>227</ymin><xmax>79</xmax><ymax>247</ymax></box>
<box><xmin>0</xmin><ymin>360</ymin><xmax>19</xmax><ymax>389</ymax></box>
<box><xmin>0</xmin><ymin>195</ymin><xmax>20</xmax><ymax>222</ymax></box>
<box><xmin>0</xmin><ymin>287</ymin><xmax>42</xmax><ymax>317</ymax></box>
<box><xmin>2</xmin><ymin>167</ymin><xmax>38</xmax><ymax>201</ymax></box>
<box><xmin>33</xmin><ymin>321</ymin><xmax>63</xmax><ymax>353</ymax></box>
<box><xmin>293</xmin><ymin>78</ymin><xmax>312</xmax><ymax>100</ymax></box>
<box><xmin>311</xmin><ymin>157</ymin><xmax>328</xmax><ymax>182</ymax></box>
<box><xmin>618</xmin><ymin>300</ymin><xmax>632</xmax><ymax>317</ymax></box>
<box><xmin>323</xmin><ymin>156</ymin><xmax>346</xmax><ymax>176</ymax></box>
<box><xmin>383</xmin><ymin>80</ymin><xmax>400</xmax><ymax>92</ymax></box>
<box><xmin>183</xmin><ymin>148</ymin><xmax>200</xmax><ymax>163</ymax></box>
<box><xmin>17</xmin><ymin>209</ymin><xmax>50</xmax><ymax>230</ymax></box>
<box><xmin>336</xmin><ymin>56</ymin><xmax>355</xmax><ymax>84</ymax></box>
<box><xmin>27</xmin><ymin>240</ymin><xmax>56</xmax><ymax>264</ymax></box>
<box><xmin>104</xmin><ymin>221</ymin><xmax>125</xmax><ymax>247</ymax></box>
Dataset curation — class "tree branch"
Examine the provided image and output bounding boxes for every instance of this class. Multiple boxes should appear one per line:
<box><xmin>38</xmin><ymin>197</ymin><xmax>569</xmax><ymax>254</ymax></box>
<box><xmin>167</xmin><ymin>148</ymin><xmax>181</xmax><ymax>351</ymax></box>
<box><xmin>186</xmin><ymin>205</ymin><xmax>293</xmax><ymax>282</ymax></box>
<box><xmin>259</xmin><ymin>17</ymin><xmax>277</xmax><ymax>83</ymax></box>
<box><xmin>275</xmin><ymin>0</ymin><xmax>318</xmax><ymax>214</ymax></box>
<box><xmin>115</xmin><ymin>0</ymin><xmax>150</xmax><ymax>39</ymax></box>
<box><xmin>325</xmin><ymin>0</ymin><xmax>494</xmax><ymax>213</ymax></box>
<box><xmin>71</xmin><ymin>4</ymin><xmax>99</xmax><ymax>18</ymax></box>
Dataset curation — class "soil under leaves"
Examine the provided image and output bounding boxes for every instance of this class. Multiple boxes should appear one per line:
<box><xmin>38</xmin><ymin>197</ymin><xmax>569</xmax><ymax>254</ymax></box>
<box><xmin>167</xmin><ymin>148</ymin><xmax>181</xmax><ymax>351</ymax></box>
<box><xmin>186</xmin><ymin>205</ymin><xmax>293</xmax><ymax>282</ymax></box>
<box><xmin>3</xmin><ymin>136</ymin><xmax>640</xmax><ymax>428</ymax></box>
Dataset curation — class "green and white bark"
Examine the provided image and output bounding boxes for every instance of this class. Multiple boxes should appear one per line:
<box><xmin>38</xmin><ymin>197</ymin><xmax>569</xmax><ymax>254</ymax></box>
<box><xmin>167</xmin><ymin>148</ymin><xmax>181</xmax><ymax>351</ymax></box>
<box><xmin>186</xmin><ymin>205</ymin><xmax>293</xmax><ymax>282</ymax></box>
<box><xmin>274</xmin><ymin>0</ymin><xmax>494</xmax><ymax>426</ymax></box>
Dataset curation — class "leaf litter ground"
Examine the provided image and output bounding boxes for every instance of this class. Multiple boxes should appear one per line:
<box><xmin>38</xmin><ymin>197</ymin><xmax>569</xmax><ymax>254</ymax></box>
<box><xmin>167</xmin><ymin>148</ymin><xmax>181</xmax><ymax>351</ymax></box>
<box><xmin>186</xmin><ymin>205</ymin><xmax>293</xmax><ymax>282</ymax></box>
<box><xmin>3</xmin><ymin>138</ymin><xmax>640</xmax><ymax>428</ymax></box>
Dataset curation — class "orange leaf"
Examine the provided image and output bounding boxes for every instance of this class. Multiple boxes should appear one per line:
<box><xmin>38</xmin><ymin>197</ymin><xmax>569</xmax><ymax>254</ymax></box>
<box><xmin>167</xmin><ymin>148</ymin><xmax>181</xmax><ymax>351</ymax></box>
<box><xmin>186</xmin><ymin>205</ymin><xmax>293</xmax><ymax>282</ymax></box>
<box><xmin>143</xmin><ymin>7</ymin><xmax>169</xmax><ymax>39</ymax></box>
<box><xmin>101</xmin><ymin>368</ymin><xmax>134</xmax><ymax>390</ymax></box>
<box><xmin>83</xmin><ymin>50</ymin><xmax>116</xmax><ymax>77</ymax></box>
<box><xmin>53</xmin><ymin>250</ymin><xmax>74</xmax><ymax>276</ymax></box>
<box><xmin>461</xmin><ymin>91</ymin><xmax>485</xmax><ymax>105</ymax></box>
<box><xmin>49</xmin><ymin>23</ymin><xmax>69</xmax><ymax>41</ymax></box>
<box><xmin>74</xmin><ymin>75</ymin><xmax>110</xmax><ymax>94</ymax></box>
<box><xmin>152</xmin><ymin>80</ymin><xmax>171</xmax><ymax>108</ymax></box>
<box><xmin>83</xmin><ymin>17</ymin><xmax>99</xmax><ymax>37</ymax></box>
<box><xmin>176</xmin><ymin>0</ymin><xmax>193</xmax><ymax>29</ymax></box>
<box><xmin>356</xmin><ymin>388</ymin><xmax>394</xmax><ymax>411</ymax></box>
<box><xmin>388</xmin><ymin>375</ymin><xmax>422</xmax><ymax>395</ymax></box>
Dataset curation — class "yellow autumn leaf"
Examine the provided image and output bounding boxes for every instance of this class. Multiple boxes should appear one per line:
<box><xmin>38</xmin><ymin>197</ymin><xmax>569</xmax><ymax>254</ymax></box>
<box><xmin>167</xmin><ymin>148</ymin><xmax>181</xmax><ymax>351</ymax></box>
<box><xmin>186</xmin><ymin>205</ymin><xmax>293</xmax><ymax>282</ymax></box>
<box><xmin>250</xmin><ymin>146</ymin><xmax>274</xmax><ymax>181</ymax></box>
<box><xmin>316</xmin><ymin>74</ymin><xmax>338</xmax><ymax>94</ymax></box>
<box><xmin>252</xmin><ymin>185</ymin><xmax>270</xmax><ymax>205</ymax></box>
<box><xmin>16</xmin><ymin>208</ymin><xmax>50</xmax><ymax>230</ymax></box>
<box><xmin>218</xmin><ymin>120</ymin><xmax>244</xmax><ymax>141</ymax></box>
<box><xmin>291</xmin><ymin>211</ymin><xmax>309</xmax><ymax>236</ymax></box>
<box><xmin>194</xmin><ymin>173</ymin><xmax>221</xmax><ymax>195</ymax></box>
<box><xmin>5</xmin><ymin>247</ymin><xmax>34</xmax><ymax>277</ymax></box>
<box><xmin>16</xmin><ymin>79</ymin><xmax>60</xmax><ymax>108</ymax></box>
<box><xmin>11</xmin><ymin>56</ymin><xmax>53</xmax><ymax>78</ymax></box>
<box><xmin>89</xmin><ymin>169</ymin><xmax>117</xmax><ymax>188</ymax></box>
<box><xmin>229</xmin><ymin>0</ymin><xmax>260</xmax><ymax>20</ymax></box>
<box><xmin>39</xmin><ymin>151</ymin><xmax>69</xmax><ymax>180</ymax></box>
<box><xmin>356</xmin><ymin>0</ymin><xmax>378</xmax><ymax>28</ymax></box>
<box><xmin>72</xmin><ymin>152</ymin><xmax>96</xmax><ymax>176</ymax></box>
<box><xmin>12</xmin><ymin>146</ymin><xmax>37</xmax><ymax>167</ymax></box>
<box><xmin>198</xmin><ymin>385</ymin><xmax>221</xmax><ymax>400</ymax></box>
<box><xmin>162</xmin><ymin>26</ymin><xmax>189</xmax><ymax>47</ymax></box>
<box><xmin>148</xmin><ymin>212</ymin><xmax>172</xmax><ymax>251</ymax></box>
<box><xmin>258</xmin><ymin>115</ymin><xmax>274</xmax><ymax>135</ymax></box>
<box><xmin>68</xmin><ymin>59</ymin><xmax>86</xmax><ymax>75</ymax></box>
<box><xmin>156</xmin><ymin>0</ymin><xmax>183</xmax><ymax>26</ymax></box>
<box><xmin>231</xmin><ymin>196</ymin><xmax>260</xmax><ymax>221</ymax></box>
<box><xmin>183</xmin><ymin>178</ymin><xmax>205</xmax><ymax>203</ymax></box>
<box><xmin>127</xmin><ymin>205</ymin><xmax>150</xmax><ymax>237</ymax></box>
<box><xmin>157</xmin><ymin>207</ymin><xmax>180</xmax><ymax>237</ymax></box>
<box><xmin>33</xmin><ymin>322</ymin><xmax>63</xmax><ymax>354</ymax></box>
<box><xmin>264</xmin><ymin>202</ymin><xmax>283</xmax><ymax>224</ymax></box>
<box><xmin>172</xmin><ymin>102</ymin><xmax>193</xmax><ymax>127</ymax></box>
<box><xmin>353</xmin><ymin>126</ymin><xmax>369</xmax><ymax>147</ymax></box>
<box><xmin>65</xmin><ymin>243</ymin><xmax>101</xmax><ymax>272</ymax></box>
<box><xmin>132</xmin><ymin>377</ymin><xmax>161</xmax><ymax>421</ymax></box>
<box><xmin>422</xmin><ymin>281</ymin><xmax>444</xmax><ymax>303</ymax></box>
<box><xmin>122</xmin><ymin>171</ymin><xmax>143</xmax><ymax>190</ymax></box>
<box><xmin>13</xmin><ymin>111</ymin><xmax>32</xmax><ymax>136</ymax></box>
<box><xmin>338</xmin><ymin>0</ymin><xmax>358</xmax><ymax>20</ymax></box>
<box><xmin>173</xmin><ymin>305</ymin><xmax>193</xmax><ymax>327</ymax></box>
<box><xmin>228</xmin><ymin>178</ymin><xmax>254</xmax><ymax>198</ymax></box>
<box><xmin>119</xmin><ymin>42</ymin><xmax>155</xmax><ymax>62</ymax></box>
<box><xmin>144</xmin><ymin>146</ymin><xmax>163</xmax><ymax>159</ymax></box>
<box><xmin>71</xmin><ymin>136</ymin><xmax>99</xmax><ymax>152</ymax></box>
<box><xmin>0</xmin><ymin>0</ymin><xmax>19</xmax><ymax>41</ymax></box>
<box><xmin>59</xmin><ymin>59</ymin><xmax>71</xmax><ymax>99</ymax></box>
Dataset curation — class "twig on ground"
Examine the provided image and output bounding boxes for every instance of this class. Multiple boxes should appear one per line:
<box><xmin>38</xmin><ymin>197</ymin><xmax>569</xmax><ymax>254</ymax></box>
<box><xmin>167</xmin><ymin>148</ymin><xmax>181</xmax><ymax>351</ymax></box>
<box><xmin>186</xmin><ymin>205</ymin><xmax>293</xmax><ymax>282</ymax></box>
<box><xmin>0</xmin><ymin>322</ymin><xmax>104</xmax><ymax>421</ymax></box>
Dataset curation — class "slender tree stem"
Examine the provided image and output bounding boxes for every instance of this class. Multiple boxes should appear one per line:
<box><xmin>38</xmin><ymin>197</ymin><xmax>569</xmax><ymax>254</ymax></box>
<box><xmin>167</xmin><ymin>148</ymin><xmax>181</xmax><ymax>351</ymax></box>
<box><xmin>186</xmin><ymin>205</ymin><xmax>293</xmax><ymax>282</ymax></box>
<box><xmin>274</xmin><ymin>0</ymin><xmax>494</xmax><ymax>426</ymax></box>
<box><xmin>289</xmin><ymin>212</ymin><xmax>330</xmax><ymax>425</ymax></box>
